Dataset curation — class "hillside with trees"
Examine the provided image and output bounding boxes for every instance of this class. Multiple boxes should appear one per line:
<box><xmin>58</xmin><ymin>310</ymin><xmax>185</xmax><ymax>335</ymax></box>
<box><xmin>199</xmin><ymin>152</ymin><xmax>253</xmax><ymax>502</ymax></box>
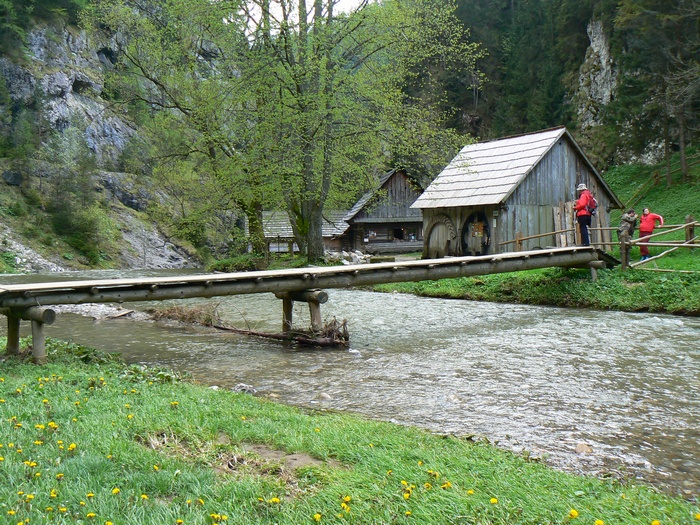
<box><xmin>0</xmin><ymin>0</ymin><xmax>697</xmax><ymax>267</ymax></box>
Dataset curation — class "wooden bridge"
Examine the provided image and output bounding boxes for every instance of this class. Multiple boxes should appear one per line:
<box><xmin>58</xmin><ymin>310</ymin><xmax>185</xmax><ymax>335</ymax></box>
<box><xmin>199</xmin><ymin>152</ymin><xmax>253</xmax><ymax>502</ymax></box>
<box><xmin>1</xmin><ymin>246</ymin><xmax>616</xmax><ymax>363</ymax></box>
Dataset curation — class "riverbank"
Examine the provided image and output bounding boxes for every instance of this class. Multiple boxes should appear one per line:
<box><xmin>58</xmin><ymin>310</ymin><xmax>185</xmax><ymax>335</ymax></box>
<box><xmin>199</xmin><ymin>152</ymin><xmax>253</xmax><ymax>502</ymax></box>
<box><xmin>372</xmin><ymin>263</ymin><xmax>700</xmax><ymax>316</ymax></box>
<box><xmin>1</xmin><ymin>339</ymin><xmax>698</xmax><ymax>525</ymax></box>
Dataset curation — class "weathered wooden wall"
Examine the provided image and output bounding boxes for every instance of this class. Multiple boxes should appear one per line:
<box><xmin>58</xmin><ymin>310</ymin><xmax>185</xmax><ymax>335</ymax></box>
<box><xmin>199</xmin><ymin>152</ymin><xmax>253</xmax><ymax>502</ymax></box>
<box><xmin>422</xmin><ymin>138</ymin><xmax>615</xmax><ymax>257</ymax></box>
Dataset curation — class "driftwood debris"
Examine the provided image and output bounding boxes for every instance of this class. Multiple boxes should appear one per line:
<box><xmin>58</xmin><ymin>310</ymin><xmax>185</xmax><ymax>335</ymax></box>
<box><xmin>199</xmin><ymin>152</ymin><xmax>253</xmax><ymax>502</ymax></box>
<box><xmin>214</xmin><ymin>317</ymin><xmax>350</xmax><ymax>348</ymax></box>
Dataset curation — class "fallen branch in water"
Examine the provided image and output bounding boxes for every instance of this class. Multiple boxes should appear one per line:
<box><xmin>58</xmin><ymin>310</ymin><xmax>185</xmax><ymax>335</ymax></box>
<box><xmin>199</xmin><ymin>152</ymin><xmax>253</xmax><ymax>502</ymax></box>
<box><xmin>214</xmin><ymin>317</ymin><xmax>349</xmax><ymax>348</ymax></box>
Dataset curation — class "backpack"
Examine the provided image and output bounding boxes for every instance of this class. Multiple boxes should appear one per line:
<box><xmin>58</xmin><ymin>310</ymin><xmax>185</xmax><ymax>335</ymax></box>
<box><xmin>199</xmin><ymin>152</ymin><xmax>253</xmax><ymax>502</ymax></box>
<box><xmin>586</xmin><ymin>194</ymin><xmax>598</xmax><ymax>216</ymax></box>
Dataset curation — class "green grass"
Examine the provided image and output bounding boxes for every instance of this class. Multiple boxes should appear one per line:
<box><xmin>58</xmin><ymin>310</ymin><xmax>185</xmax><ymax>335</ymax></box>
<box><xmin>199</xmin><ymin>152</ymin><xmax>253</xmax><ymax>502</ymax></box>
<box><xmin>0</xmin><ymin>339</ymin><xmax>698</xmax><ymax>525</ymax></box>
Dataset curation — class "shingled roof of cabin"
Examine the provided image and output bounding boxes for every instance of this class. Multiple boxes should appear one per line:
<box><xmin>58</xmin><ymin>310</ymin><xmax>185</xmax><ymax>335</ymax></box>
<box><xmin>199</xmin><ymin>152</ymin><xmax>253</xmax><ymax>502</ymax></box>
<box><xmin>412</xmin><ymin>127</ymin><xmax>618</xmax><ymax>209</ymax></box>
<box><xmin>263</xmin><ymin>210</ymin><xmax>349</xmax><ymax>239</ymax></box>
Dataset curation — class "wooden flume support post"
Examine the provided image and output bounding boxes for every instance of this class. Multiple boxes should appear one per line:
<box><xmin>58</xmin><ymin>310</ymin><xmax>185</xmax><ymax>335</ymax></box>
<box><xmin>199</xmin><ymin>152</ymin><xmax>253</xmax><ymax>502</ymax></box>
<box><xmin>274</xmin><ymin>289</ymin><xmax>329</xmax><ymax>334</ymax></box>
<box><xmin>1</xmin><ymin>307</ymin><xmax>56</xmax><ymax>364</ymax></box>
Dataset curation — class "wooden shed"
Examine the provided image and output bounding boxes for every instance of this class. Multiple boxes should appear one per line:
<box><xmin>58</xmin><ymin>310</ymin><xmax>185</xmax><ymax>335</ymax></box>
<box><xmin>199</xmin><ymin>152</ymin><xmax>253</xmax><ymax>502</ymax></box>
<box><xmin>411</xmin><ymin>127</ymin><xmax>623</xmax><ymax>258</ymax></box>
<box><xmin>343</xmin><ymin>169</ymin><xmax>424</xmax><ymax>253</ymax></box>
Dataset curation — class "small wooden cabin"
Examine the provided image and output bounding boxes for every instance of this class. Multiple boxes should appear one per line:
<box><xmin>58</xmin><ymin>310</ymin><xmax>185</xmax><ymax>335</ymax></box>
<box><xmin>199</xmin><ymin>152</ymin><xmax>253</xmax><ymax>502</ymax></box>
<box><xmin>262</xmin><ymin>211</ymin><xmax>349</xmax><ymax>253</ymax></box>
<box><xmin>411</xmin><ymin>127</ymin><xmax>623</xmax><ymax>258</ymax></box>
<box><xmin>343</xmin><ymin>169</ymin><xmax>423</xmax><ymax>254</ymax></box>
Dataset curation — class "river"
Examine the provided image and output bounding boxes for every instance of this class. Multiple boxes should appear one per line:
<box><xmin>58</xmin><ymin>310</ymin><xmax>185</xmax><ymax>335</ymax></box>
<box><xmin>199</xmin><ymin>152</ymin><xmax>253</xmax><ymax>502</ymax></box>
<box><xmin>1</xmin><ymin>270</ymin><xmax>698</xmax><ymax>500</ymax></box>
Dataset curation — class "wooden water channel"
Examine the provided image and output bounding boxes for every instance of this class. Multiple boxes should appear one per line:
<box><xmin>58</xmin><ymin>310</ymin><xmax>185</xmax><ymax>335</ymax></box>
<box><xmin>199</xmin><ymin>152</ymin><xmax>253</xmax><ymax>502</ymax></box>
<box><xmin>1</xmin><ymin>246</ymin><xmax>615</xmax><ymax>363</ymax></box>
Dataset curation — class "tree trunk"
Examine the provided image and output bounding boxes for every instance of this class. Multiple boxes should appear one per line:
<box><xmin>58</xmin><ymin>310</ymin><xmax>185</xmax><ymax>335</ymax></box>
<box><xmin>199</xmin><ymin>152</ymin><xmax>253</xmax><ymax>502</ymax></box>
<box><xmin>663</xmin><ymin>82</ymin><xmax>672</xmax><ymax>187</ymax></box>
<box><xmin>244</xmin><ymin>202</ymin><xmax>266</xmax><ymax>254</ymax></box>
<box><xmin>679</xmin><ymin>100</ymin><xmax>688</xmax><ymax>182</ymax></box>
<box><xmin>306</xmin><ymin>202</ymin><xmax>325</xmax><ymax>262</ymax></box>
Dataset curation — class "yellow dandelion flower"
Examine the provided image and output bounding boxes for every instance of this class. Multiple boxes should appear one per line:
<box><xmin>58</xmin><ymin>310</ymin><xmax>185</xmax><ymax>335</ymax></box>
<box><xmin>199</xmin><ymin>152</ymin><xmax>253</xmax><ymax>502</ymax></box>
<box><xmin>111</xmin><ymin>488</ymin><xmax>120</xmax><ymax>495</ymax></box>
<box><xmin>569</xmin><ymin>509</ymin><xmax>579</xmax><ymax>519</ymax></box>
<box><xmin>403</xmin><ymin>492</ymin><xmax>410</xmax><ymax>500</ymax></box>
<box><xmin>401</xmin><ymin>480</ymin><xmax>408</xmax><ymax>486</ymax></box>
<box><xmin>87</xmin><ymin>512</ymin><xmax>96</xmax><ymax>518</ymax></box>
<box><xmin>105</xmin><ymin>522</ymin><xmax>114</xmax><ymax>525</ymax></box>
<box><xmin>87</xmin><ymin>493</ymin><xmax>95</xmax><ymax>498</ymax></box>
<box><xmin>490</xmin><ymin>497</ymin><xmax>498</xmax><ymax>505</ymax></box>
<box><xmin>240</xmin><ymin>416</ymin><xmax>246</xmax><ymax>420</ymax></box>
<box><xmin>50</xmin><ymin>489</ymin><xmax>58</xmax><ymax>498</ymax></box>
<box><xmin>127</xmin><ymin>414</ymin><xmax>134</xmax><ymax>420</ymax></box>
<box><xmin>153</xmin><ymin>465</ymin><xmax>159</xmax><ymax>471</ymax></box>
<box><xmin>313</xmin><ymin>513</ymin><xmax>322</xmax><ymax>522</ymax></box>
<box><xmin>368</xmin><ymin>443</ymin><xmax>374</xmax><ymax>447</ymax></box>
<box><xmin>0</xmin><ymin>457</ymin><xmax>4</xmax><ymax>461</ymax></box>
<box><xmin>176</xmin><ymin>520</ymin><xmax>184</xmax><ymax>525</ymax></box>
<box><xmin>7</xmin><ymin>510</ymin><xmax>16</xmax><ymax>515</ymax></box>
<box><xmin>46</xmin><ymin>507</ymin><xmax>54</xmax><ymax>512</ymax></box>
<box><xmin>56</xmin><ymin>473</ymin><xmax>64</xmax><ymax>480</ymax></box>
<box><xmin>405</xmin><ymin>511</ymin><xmax>412</xmax><ymax>516</ymax></box>
<box><xmin>269</xmin><ymin>498</ymin><xmax>280</xmax><ymax>504</ymax></box>
<box><xmin>35</xmin><ymin>424</ymin><xmax>46</xmax><ymax>430</ymax></box>
<box><xmin>34</xmin><ymin>440</ymin><xmax>43</xmax><ymax>445</ymax></box>
<box><xmin>387</xmin><ymin>469</ymin><xmax>393</xmax><ymax>475</ymax></box>
<box><xmin>424</xmin><ymin>482</ymin><xmax>433</xmax><ymax>490</ymax></box>
<box><xmin>125</xmin><ymin>404</ymin><xmax>131</xmax><ymax>409</ymax></box>
<box><xmin>59</xmin><ymin>506</ymin><xmax>67</xmax><ymax>513</ymax></box>
<box><xmin>694</xmin><ymin>514</ymin><xmax>700</xmax><ymax>521</ymax></box>
<box><xmin>651</xmin><ymin>521</ymin><xmax>660</xmax><ymax>525</ymax></box>
<box><xmin>42</xmin><ymin>399</ymin><xmax>49</xmax><ymax>404</ymax></box>
<box><xmin>141</xmin><ymin>494</ymin><xmax>149</xmax><ymax>500</ymax></box>
<box><xmin>440</xmin><ymin>481</ymin><xmax>452</xmax><ymax>489</ymax></box>
<box><xmin>314</xmin><ymin>427</ymin><xmax>320</xmax><ymax>432</ymax></box>
<box><xmin>25</xmin><ymin>494</ymin><xmax>35</xmax><ymax>501</ymax></box>
<box><xmin>595</xmin><ymin>521</ymin><xmax>605</xmax><ymax>525</ymax></box>
<box><xmin>80</xmin><ymin>501</ymin><xmax>86</xmax><ymax>506</ymax></box>
<box><xmin>467</xmin><ymin>489</ymin><xmax>475</xmax><ymax>495</ymax></box>
<box><xmin>197</xmin><ymin>498</ymin><xmax>204</xmax><ymax>506</ymax></box>
<box><xmin>68</xmin><ymin>443</ymin><xmax>77</xmax><ymax>451</ymax></box>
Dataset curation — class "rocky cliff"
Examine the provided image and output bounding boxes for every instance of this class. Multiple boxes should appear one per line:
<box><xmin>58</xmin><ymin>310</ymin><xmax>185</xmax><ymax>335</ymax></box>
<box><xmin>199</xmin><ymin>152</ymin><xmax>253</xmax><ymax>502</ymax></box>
<box><xmin>0</xmin><ymin>22</ymin><xmax>196</xmax><ymax>271</ymax></box>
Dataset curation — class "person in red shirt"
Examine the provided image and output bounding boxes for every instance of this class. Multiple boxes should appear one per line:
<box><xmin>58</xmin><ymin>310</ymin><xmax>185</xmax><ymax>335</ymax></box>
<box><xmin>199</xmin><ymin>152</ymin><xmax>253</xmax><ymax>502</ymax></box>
<box><xmin>574</xmin><ymin>183</ymin><xmax>594</xmax><ymax>246</ymax></box>
<box><xmin>638</xmin><ymin>207</ymin><xmax>664</xmax><ymax>260</ymax></box>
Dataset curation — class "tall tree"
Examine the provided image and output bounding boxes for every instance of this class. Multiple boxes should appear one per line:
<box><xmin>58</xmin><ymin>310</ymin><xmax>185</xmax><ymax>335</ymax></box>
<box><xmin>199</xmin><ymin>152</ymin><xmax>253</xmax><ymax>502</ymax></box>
<box><xmin>611</xmin><ymin>0</ymin><xmax>699</xmax><ymax>185</ymax></box>
<box><xmin>87</xmin><ymin>0</ymin><xmax>477</xmax><ymax>261</ymax></box>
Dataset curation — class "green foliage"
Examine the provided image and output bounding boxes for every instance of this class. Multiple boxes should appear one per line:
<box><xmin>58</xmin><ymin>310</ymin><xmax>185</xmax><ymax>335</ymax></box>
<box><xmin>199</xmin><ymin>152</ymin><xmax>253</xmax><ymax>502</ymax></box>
<box><xmin>207</xmin><ymin>254</ymin><xmax>263</xmax><ymax>273</ymax></box>
<box><xmin>0</xmin><ymin>249</ymin><xmax>16</xmax><ymax>272</ymax></box>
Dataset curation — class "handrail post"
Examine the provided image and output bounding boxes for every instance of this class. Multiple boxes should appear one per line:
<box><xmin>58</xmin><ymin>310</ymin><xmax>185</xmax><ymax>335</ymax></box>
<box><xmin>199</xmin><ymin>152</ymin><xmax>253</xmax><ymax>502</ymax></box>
<box><xmin>686</xmin><ymin>215</ymin><xmax>695</xmax><ymax>243</ymax></box>
<box><xmin>515</xmin><ymin>231</ymin><xmax>523</xmax><ymax>251</ymax></box>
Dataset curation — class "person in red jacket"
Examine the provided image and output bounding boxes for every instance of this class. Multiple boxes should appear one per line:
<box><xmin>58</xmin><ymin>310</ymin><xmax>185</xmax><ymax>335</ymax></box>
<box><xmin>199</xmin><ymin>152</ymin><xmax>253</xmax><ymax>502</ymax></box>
<box><xmin>574</xmin><ymin>183</ymin><xmax>594</xmax><ymax>246</ymax></box>
<box><xmin>638</xmin><ymin>207</ymin><xmax>664</xmax><ymax>260</ymax></box>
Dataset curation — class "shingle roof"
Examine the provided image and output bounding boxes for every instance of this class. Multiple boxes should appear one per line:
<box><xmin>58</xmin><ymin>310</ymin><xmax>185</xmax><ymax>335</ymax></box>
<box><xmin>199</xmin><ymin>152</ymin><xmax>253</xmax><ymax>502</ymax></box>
<box><xmin>412</xmin><ymin>127</ymin><xmax>568</xmax><ymax>209</ymax></box>
<box><xmin>263</xmin><ymin>210</ymin><xmax>349</xmax><ymax>239</ymax></box>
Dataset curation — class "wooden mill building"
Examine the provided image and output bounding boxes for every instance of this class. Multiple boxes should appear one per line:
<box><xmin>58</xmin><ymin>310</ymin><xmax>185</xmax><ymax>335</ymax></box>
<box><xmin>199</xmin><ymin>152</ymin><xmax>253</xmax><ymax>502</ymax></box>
<box><xmin>411</xmin><ymin>127</ymin><xmax>623</xmax><ymax>258</ymax></box>
<box><xmin>262</xmin><ymin>169</ymin><xmax>423</xmax><ymax>254</ymax></box>
<box><xmin>342</xmin><ymin>169</ymin><xmax>423</xmax><ymax>254</ymax></box>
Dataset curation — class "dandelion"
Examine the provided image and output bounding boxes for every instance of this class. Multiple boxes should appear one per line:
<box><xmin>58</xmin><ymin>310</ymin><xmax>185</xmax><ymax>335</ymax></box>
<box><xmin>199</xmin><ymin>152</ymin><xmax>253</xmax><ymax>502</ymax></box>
<box><xmin>440</xmin><ymin>481</ymin><xmax>452</xmax><ymax>489</ymax></box>
<box><xmin>569</xmin><ymin>509</ymin><xmax>579</xmax><ymax>519</ymax></box>
<box><xmin>268</xmin><ymin>497</ymin><xmax>280</xmax><ymax>504</ymax></box>
<box><xmin>68</xmin><ymin>443</ymin><xmax>77</xmax><ymax>451</ymax></box>
<box><xmin>424</xmin><ymin>482</ymin><xmax>433</xmax><ymax>490</ymax></box>
<box><xmin>56</xmin><ymin>473</ymin><xmax>64</xmax><ymax>480</ymax></box>
<box><xmin>35</xmin><ymin>424</ymin><xmax>46</xmax><ymax>430</ymax></box>
<box><xmin>87</xmin><ymin>512</ymin><xmax>97</xmax><ymax>518</ymax></box>
<box><xmin>405</xmin><ymin>511</ymin><xmax>412</xmax><ymax>516</ymax></box>
<box><xmin>50</xmin><ymin>489</ymin><xmax>58</xmax><ymax>498</ymax></box>
<box><xmin>127</xmin><ymin>414</ymin><xmax>134</xmax><ymax>420</ymax></box>
<box><xmin>7</xmin><ymin>510</ymin><xmax>16</xmax><ymax>516</ymax></box>
<box><xmin>342</xmin><ymin>496</ymin><xmax>351</xmax><ymax>503</ymax></box>
<box><xmin>695</xmin><ymin>514</ymin><xmax>700</xmax><ymax>521</ymax></box>
<box><xmin>141</xmin><ymin>494</ymin><xmax>149</xmax><ymax>500</ymax></box>
<box><xmin>651</xmin><ymin>521</ymin><xmax>660</xmax><ymax>525</ymax></box>
<box><xmin>313</xmin><ymin>513</ymin><xmax>322</xmax><ymax>522</ymax></box>
<box><xmin>403</xmin><ymin>492</ymin><xmax>410</xmax><ymax>500</ymax></box>
<box><xmin>197</xmin><ymin>498</ymin><xmax>205</xmax><ymax>506</ymax></box>
<box><xmin>170</xmin><ymin>402</ymin><xmax>179</xmax><ymax>408</ymax></box>
<box><xmin>34</xmin><ymin>440</ymin><xmax>43</xmax><ymax>445</ymax></box>
<box><xmin>153</xmin><ymin>465</ymin><xmax>160</xmax><ymax>471</ymax></box>
<box><xmin>111</xmin><ymin>488</ymin><xmax>120</xmax><ymax>495</ymax></box>
<box><xmin>387</xmin><ymin>470</ymin><xmax>393</xmax><ymax>475</ymax></box>
<box><xmin>80</xmin><ymin>501</ymin><xmax>86</xmax><ymax>506</ymax></box>
<box><xmin>595</xmin><ymin>521</ymin><xmax>605</xmax><ymax>525</ymax></box>
<box><xmin>105</xmin><ymin>522</ymin><xmax>114</xmax><ymax>525</ymax></box>
<box><xmin>467</xmin><ymin>489</ymin><xmax>475</xmax><ymax>495</ymax></box>
<box><xmin>87</xmin><ymin>493</ymin><xmax>95</xmax><ymax>498</ymax></box>
<box><xmin>176</xmin><ymin>520</ymin><xmax>184</xmax><ymax>525</ymax></box>
<box><xmin>368</xmin><ymin>443</ymin><xmax>374</xmax><ymax>448</ymax></box>
<box><xmin>45</xmin><ymin>507</ymin><xmax>54</xmax><ymax>512</ymax></box>
<box><xmin>341</xmin><ymin>502</ymin><xmax>350</xmax><ymax>512</ymax></box>
<box><xmin>125</xmin><ymin>404</ymin><xmax>131</xmax><ymax>409</ymax></box>
<box><xmin>48</xmin><ymin>422</ymin><xmax>58</xmax><ymax>429</ymax></box>
<box><xmin>240</xmin><ymin>416</ymin><xmax>246</xmax><ymax>420</ymax></box>
<box><xmin>59</xmin><ymin>506</ymin><xmax>67</xmax><ymax>513</ymax></box>
<box><xmin>314</xmin><ymin>428</ymin><xmax>320</xmax><ymax>432</ymax></box>
<box><xmin>490</xmin><ymin>498</ymin><xmax>498</xmax><ymax>505</ymax></box>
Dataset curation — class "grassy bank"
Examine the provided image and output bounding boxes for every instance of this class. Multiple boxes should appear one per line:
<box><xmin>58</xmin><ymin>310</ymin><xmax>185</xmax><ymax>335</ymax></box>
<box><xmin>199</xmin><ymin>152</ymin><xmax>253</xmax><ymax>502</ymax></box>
<box><xmin>372</xmin><ymin>263</ymin><xmax>700</xmax><ymax>315</ymax></box>
<box><xmin>1</xmin><ymin>340</ymin><xmax>698</xmax><ymax>525</ymax></box>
